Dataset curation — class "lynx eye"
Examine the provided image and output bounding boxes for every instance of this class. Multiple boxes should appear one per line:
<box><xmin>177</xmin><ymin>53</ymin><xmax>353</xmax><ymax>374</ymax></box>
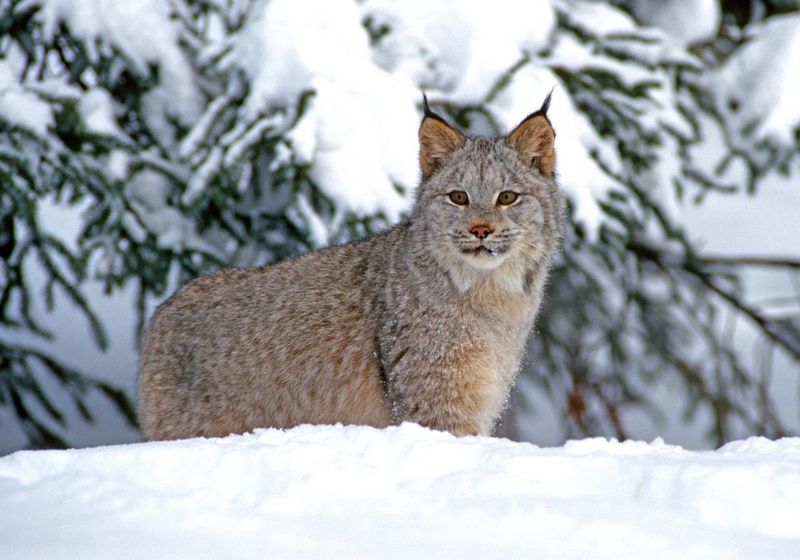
<box><xmin>448</xmin><ymin>190</ymin><xmax>469</xmax><ymax>206</ymax></box>
<box><xmin>497</xmin><ymin>191</ymin><xmax>519</xmax><ymax>206</ymax></box>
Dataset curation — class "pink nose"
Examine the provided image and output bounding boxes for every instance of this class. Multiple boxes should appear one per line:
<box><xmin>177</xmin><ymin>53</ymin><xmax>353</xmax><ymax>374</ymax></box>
<box><xmin>469</xmin><ymin>224</ymin><xmax>494</xmax><ymax>239</ymax></box>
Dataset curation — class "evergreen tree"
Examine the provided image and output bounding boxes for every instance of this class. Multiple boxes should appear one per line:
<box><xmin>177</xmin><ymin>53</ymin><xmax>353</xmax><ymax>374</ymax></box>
<box><xmin>1</xmin><ymin>0</ymin><xmax>798</xmax><ymax>448</ymax></box>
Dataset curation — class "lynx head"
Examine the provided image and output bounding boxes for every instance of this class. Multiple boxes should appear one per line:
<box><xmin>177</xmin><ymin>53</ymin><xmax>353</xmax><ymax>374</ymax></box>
<box><xmin>413</xmin><ymin>93</ymin><xmax>563</xmax><ymax>293</ymax></box>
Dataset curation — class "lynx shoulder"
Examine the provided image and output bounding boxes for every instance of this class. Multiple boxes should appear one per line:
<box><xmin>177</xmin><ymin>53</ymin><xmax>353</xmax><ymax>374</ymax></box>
<box><xmin>137</xmin><ymin>94</ymin><xmax>563</xmax><ymax>440</ymax></box>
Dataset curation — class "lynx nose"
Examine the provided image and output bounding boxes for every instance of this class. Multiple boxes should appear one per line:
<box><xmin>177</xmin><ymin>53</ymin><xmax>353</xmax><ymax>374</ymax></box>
<box><xmin>469</xmin><ymin>224</ymin><xmax>494</xmax><ymax>239</ymax></box>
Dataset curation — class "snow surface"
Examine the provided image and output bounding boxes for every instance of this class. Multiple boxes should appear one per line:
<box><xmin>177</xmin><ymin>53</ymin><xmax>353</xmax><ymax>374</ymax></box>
<box><xmin>1</xmin><ymin>424</ymin><xmax>799</xmax><ymax>559</ymax></box>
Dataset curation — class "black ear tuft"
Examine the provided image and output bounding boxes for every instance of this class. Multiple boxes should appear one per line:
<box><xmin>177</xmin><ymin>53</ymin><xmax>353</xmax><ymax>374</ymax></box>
<box><xmin>539</xmin><ymin>88</ymin><xmax>553</xmax><ymax>117</ymax></box>
<box><xmin>516</xmin><ymin>88</ymin><xmax>555</xmax><ymax>129</ymax></box>
<box><xmin>422</xmin><ymin>91</ymin><xmax>432</xmax><ymax>116</ymax></box>
<box><xmin>420</xmin><ymin>92</ymin><xmax>450</xmax><ymax>125</ymax></box>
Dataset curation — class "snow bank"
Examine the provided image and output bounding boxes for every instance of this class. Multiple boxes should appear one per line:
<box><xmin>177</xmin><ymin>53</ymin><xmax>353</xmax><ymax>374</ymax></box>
<box><xmin>1</xmin><ymin>424</ymin><xmax>799</xmax><ymax>559</ymax></box>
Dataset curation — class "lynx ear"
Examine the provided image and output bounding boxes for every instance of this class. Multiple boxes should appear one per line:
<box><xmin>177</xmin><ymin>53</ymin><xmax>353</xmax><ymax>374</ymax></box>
<box><xmin>419</xmin><ymin>94</ymin><xmax>465</xmax><ymax>179</ymax></box>
<box><xmin>507</xmin><ymin>92</ymin><xmax>556</xmax><ymax>177</ymax></box>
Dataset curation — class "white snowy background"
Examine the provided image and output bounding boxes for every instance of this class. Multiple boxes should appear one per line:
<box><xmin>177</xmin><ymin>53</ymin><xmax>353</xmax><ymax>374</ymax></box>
<box><xmin>1</xmin><ymin>0</ymin><xmax>800</xmax><ymax>556</ymax></box>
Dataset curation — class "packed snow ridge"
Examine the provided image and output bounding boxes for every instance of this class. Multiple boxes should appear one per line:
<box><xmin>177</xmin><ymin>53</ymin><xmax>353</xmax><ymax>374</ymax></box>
<box><xmin>1</xmin><ymin>424</ymin><xmax>799</xmax><ymax>559</ymax></box>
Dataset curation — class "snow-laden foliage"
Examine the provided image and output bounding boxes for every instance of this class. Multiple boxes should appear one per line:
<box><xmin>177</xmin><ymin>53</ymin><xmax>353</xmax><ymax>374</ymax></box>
<box><xmin>0</xmin><ymin>0</ymin><xmax>798</xmax><ymax>448</ymax></box>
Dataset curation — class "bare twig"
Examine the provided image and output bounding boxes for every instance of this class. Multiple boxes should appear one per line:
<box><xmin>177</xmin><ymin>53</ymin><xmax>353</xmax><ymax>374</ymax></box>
<box><xmin>700</xmin><ymin>255</ymin><xmax>800</xmax><ymax>269</ymax></box>
<box><xmin>629</xmin><ymin>241</ymin><xmax>800</xmax><ymax>362</ymax></box>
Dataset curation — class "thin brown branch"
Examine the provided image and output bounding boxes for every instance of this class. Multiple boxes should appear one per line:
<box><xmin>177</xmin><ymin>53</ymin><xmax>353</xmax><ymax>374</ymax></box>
<box><xmin>700</xmin><ymin>254</ymin><xmax>800</xmax><ymax>269</ymax></box>
<box><xmin>689</xmin><ymin>270</ymin><xmax>800</xmax><ymax>361</ymax></box>
<box><xmin>629</xmin><ymin>241</ymin><xmax>800</xmax><ymax>362</ymax></box>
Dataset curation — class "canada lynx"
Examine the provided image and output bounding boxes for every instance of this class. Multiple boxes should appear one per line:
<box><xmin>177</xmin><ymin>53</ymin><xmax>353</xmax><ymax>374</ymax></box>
<box><xmin>138</xmin><ymin>94</ymin><xmax>563</xmax><ymax>440</ymax></box>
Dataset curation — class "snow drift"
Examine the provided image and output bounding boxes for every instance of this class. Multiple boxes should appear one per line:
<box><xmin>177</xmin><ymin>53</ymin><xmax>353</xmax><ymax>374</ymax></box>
<box><xmin>1</xmin><ymin>424</ymin><xmax>799</xmax><ymax>559</ymax></box>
